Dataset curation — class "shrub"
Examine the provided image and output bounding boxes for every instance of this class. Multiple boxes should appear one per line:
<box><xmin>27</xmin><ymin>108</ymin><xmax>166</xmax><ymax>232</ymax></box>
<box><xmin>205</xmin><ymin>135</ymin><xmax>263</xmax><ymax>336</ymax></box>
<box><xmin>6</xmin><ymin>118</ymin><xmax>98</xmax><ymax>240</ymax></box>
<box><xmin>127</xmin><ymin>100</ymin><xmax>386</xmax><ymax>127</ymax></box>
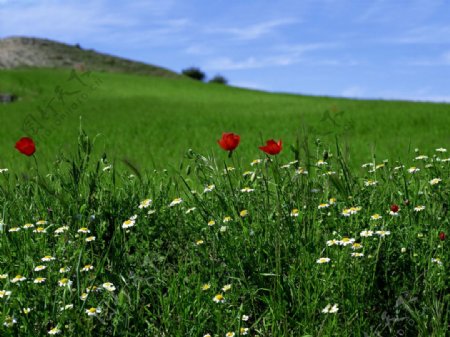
<box><xmin>208</xmin><ymin>74</ymin><xmax>228</xmax><ymax>85</ymax></box>
<box><xmin>181</xmin><ymin>67</ymin><xmax>206</xmax><ymax>81</ymax></box>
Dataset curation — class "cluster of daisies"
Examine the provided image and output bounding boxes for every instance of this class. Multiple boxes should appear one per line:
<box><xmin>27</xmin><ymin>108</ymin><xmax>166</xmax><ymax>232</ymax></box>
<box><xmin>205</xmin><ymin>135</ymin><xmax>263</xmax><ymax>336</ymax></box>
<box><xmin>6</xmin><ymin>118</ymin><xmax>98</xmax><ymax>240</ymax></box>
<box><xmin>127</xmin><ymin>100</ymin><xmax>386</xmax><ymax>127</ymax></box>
<box><xmin>2</xmin><ymin>219</ymin><xmax>117</xmax><ymax>334</ymax></box>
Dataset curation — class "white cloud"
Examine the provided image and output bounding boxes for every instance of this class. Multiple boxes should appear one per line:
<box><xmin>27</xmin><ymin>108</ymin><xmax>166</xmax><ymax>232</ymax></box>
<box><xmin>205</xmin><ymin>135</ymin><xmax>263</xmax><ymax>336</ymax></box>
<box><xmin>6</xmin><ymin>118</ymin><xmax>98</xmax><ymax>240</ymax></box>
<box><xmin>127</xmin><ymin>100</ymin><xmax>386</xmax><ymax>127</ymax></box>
<box><xmin>207</xmin><ymin>18</ymin><xmax>298</xmax><ymax>40</ymax></box>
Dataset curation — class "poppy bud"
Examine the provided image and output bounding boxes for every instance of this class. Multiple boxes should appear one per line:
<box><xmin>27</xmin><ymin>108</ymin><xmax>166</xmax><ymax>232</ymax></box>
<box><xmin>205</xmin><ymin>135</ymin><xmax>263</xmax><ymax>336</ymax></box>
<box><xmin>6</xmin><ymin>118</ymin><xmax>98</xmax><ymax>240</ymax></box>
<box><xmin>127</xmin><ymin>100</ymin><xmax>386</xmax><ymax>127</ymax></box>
<box><xmin>390</xmin><ymin>204</ymin><xmax>399</xmax><ymax>213</ymax></box>
<box><xmin>439</xmin><ymin>231</ymin><xmax>446</xmax><ymax>241</ymax></box>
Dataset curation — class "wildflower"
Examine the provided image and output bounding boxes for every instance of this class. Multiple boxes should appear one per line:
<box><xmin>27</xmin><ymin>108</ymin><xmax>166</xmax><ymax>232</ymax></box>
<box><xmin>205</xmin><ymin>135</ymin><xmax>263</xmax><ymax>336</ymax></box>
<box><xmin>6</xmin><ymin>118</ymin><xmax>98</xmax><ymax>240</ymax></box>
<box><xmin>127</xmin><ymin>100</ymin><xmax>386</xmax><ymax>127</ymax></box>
<box><xmin>102</xmin><ymin>282</ymin><xmax>116</xmax><ymax>292</ymax></box>
<box><xmin>240</xmin><ymin>187</ymin><xmax>254</xmax><ymax>193</ymax></box>
<box><xmin>223</xmin><ymin>216</ymin><xmax>232</xmax><ymax>222</ymax></box>
<box><xmin>250</xmin><ymin>159</ymin><xmax>262</xmax><ymax>166</ymax></box>
<box><xmin>195</xmin><ymin>240</ymin><xmax>204</xmax><ymax>246</ymax></box>
<box><xmin>15</xmin><ymin>137</ymin><xmax>35</xmax><ymax>156</ymax></box>
<box><xmin>138</xmin><ymin>198</ymin><xmax>152</xmax><ymax>209</ymax></box>
<box><xmin>218</xmin><ymin>133</ymin><xmax>240</xmax><ymax>152</ymax></box>
<box><xmin>259</xmin><ymin>139</ymin><xmax>282</xmax><ymax>155</ymax></box>
<box><xmin>201</xmin><ymin>283</ymin><xmax>211</xmax><ymax>291</ymax></box>
<box><xmin>375</xmin><ymin>163</ymin><xmax>385</xmax><ymax>170</ymax></box>
<box><xmin>316</xmin><ymin>257</ymin><xmax>331</xmax><ymax>264</ymax></box>
<box><xmin>222</xmin><ymin>284</ymin><xmax>232</xmax><ymax>292</ymax></box>
<box><xmin>203</xmin><ymin>185</ymin><xmax>215</xmax><ymax>194</ymax></box>
<box><xmin>204</xmin><ymin>334</ymin><xmax>212</xmax><ymax>337</ymax></box>
<box><xmin>122</xmin><ymin>219</ymin><xmax>135</xmax><ymax>229</ymax></box>
<box><xmin>290</xmin><ymin>209</ymin><xmax>299</xmax><ymax>217</ymax></box>
<box><xmin>11</xmin><ymin>275</ymin><xmax>26</xmax><ymax>283</ymax></box>
<box><xmin>415</xmin><ymin>155</ymin><xmax>428</xmax><ymax>160</ymax></box>
<box><xmin>41</xmin><ymin>255</ymin><xmax>55</xmax><ymax>262</ymax></box>
<box><xmin>436</xmin><ymin>148</ymin><xmax>447</xmax><ymax>152</ymax></box>
<box><xmin>401</xmin><ymin>247</ymin><xmax>407</xmax><ymax>253</ymax></box>
<box><xmin>329</xmin><ymin>198</ymin><xmax>336</xmax><ymax>205</ymax></box>
<box><xmin>213</xmin><ymin>293</ymin><xmax>225</xmax><ymax>303</ymax></box>
<box><xmin>242</xmin><ymin>315</ymin><xmax>249</xmax><ymax>321</ymax></box>
<box><xmin>207</xmin><ymin>220</ymin><xmax>215</xmax><ymax>226</ymax></box>
<box><xmin>242</xmin><ymin>170</ymin><xmax>254</xmax><ymax>177</ymax></box>
<box><xmin>86</xmin><ymin>307</ymin><xmax>101</xmax><ymax>316</ymax></box>
<box><xmin>351</xmin><ymin>243</ymin><xmax>363</xmax><ymax>250</ymax></box>
<box><xmin>3</xmin><ymin>316</ymin><xmax>17</xmax><ymax>327</ymax></box>
<box><xmin>351</xmin><ymin>252</ymin><xmax>364</xmax><ymax>257</ymax></box>
<box><xmin>0</xmin><ymin>168</ymin><xmax>8</xmax><ymax>173</ymax></box>
<box><xmin>54</xmin><ymin>226</ymin><xmax>69</xmax><ymax>234</ymax></box>
<box><xmin>408</xmin><ymin>167</ymin><xmax>420</xmax><ymax>174</ymax></box>
<box><xmin>240</xmin><ymin>327</ymin><xmax>249</xmax><ymax>335</ymax></box>
<box><xmin>240</xmin><ymin>210</ymin><xmax>248</xmax><ymax>217</ymax></box>
<box><xmin>81</xmin><ymin>264</ymin><xmax>94</xmax><ymax>272</ymax></box>
<box><xmin>34</xmin><ymin>265</ymin><xmax>46</xmax><ymax>271</ymax></box>
<box><xmin>226</xmin><ymin>332</ymin><xmax>235</xmax><ymax>337</ymax></box>
<box><xmin>318</xmin><ymin>203</ymin><xmax>329</xmax><ymax>209</ymax></box>
<box><xmin>185</xmin><ymin>207</ymin><xmax>196</xmax><ymax>214</ymax></box>
<box><xmin>431</xmin><ymin>258</ymin><xmax>443</xmax><ymax>266</ymax></box>
<box><xmin>429</xmin><ymin>178</ymin><xmax>442</xmax><ymax>185</ymax></box>
<box><xmin>23</xmin><ymin>223</ymin><xmax>34</xmax><ymax>229</ymax></box>
<box><xmin>364</xmin><ymin>180</ymin><xmax>378</xmax><ymax>186</ymax></box>
<box><xmin>376</xmin><ymin>230</ymin><xmax>391</xmax><ymax>237</ymax></box>
<box><xmin>59</xmin><ymin>267</ymin><xmax>70</xmax><ymax>273</ymax></box>
<box><xmin>78</xmin><ymin>227</ymin><xmax>90</xmax><ymax>234</ymax></box>
<box><xmin>36</xmin><ymin>220</ymin><xmax>48</xmax><ymax>225</ymax></box>
<box><xmin>61</xmin><ymin>304</ymin><xmax>73</xmax><ymax>311</ymax></box>
<box><xmin>295</xmin><ymin>167</ymin><xmax>308</xmax><ymax>175</ymax></box>
<box><xmin>0</xmin><ymin>274</ymin><xmax>8</xmax><ymax>279</ymax></box>
<box><xmin>439</xmin><ymin>231</ymin><xmax>446</xmax><ymax>241</ymax></box>
<box><xmin>341</xmin><ymin>207</ymin><xmax>361</xmax><ymax>216</ymax></box>
<box><xmin>34</xmin><ymin>277</ymin><xmax>46</xmax><ymax>284</ymax></box>
<box><xmin>414</xmin><ymin>205</ymin><xmax>425</xmax><ymax>212</ymax></box>
<box><xmin>103</xmin><ymin>165</ymin><xmax>112</xmax><ymax>172</ymax></box>
<box><xmin>326</xmin><ymin>239</ymin><xmax>339</xmax><ymax>246</ymax></box>
<box><xmin>322</xmin><ymin>303</ymin><xmax>339</xmax><ymax>314</ymax></box>
<box><xmin>0</xmin><ymin>290</ymin><xmax>11</xmax><ymax>298</ymax></box>
<box><xmin>23</xmin><ymin>308</ymin><xmax>32</xmax><ymax>314</ymax></box>
<box><xmin>80</xmin><ymin>293</ymin><xmax>88</xmax><ymax>301</ymax></box>
<box><xmin>48</xmin><ymin>327</ymin><xmax>61</xmax><ymax>335</ymax></box>
<box><xmin>220</xmin><ymin>226</ymin><xmax>227</xmax><ymax>232</ymax></box>
<box><xmin>58</xmin><ymin>278</ymin><xmax>72</xmax><ymax>287</ymax></box>
<box><xmin>169</xmin><ymin>198</ymin><xmax>183</xmax><ymax>207</ymax></box>
<box><xmin>338</xmin><ymin>237</ymin><xmax>355</xmax><ymax>246</ymax></box>
<box><xmin>85</xmin><ymin>236</ymin><xmax>96</xmax><ymax>242</ymax></box>
<box><xmin>360</xmin><ymin>230</ymin><xmax>374</xmax><ymax>237</ymax></box>
<box><xmin>361</xmin><ymin>163</ymin><xmax>374</xmax><ymax>168</ymax></box>
<box><xmin>33</xmin><ymin>227</ymin><xmax>46</xmax><ymax>233</ymax></box>
<box><xmin>86</xmin><ymin>285</ymin><xmax>99</xmax><ymax>293</ymax></box>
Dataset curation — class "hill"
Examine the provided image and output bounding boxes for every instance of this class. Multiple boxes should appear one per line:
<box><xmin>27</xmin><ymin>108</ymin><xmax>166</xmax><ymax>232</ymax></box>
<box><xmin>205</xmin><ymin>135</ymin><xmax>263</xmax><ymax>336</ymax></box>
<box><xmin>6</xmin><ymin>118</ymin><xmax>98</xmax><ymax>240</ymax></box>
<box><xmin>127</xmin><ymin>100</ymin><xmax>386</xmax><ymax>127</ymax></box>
<box><xmin>0</xmin><ymin>36</ymin><xmax>180</xmax><ymax>78</ymax></box>
<box><xmin>1</xmin><ymin>68</ymin><xmax>450</xmax><ymax>174</ymax></box>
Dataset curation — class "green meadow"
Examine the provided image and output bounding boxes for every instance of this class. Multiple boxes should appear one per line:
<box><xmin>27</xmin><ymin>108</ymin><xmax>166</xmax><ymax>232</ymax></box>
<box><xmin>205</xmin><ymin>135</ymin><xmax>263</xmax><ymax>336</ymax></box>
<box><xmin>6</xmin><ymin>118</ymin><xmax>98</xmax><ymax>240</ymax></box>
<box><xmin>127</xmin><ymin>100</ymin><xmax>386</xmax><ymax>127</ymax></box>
<box><xmin>0</xmin><ymin>69</ymin><xmax>449</xmax><ymax>336</ymax></box>
<box><xmin>1</xmin><ymin>68</ymin><xmax>450</xmax><ymax>173</ymax></box>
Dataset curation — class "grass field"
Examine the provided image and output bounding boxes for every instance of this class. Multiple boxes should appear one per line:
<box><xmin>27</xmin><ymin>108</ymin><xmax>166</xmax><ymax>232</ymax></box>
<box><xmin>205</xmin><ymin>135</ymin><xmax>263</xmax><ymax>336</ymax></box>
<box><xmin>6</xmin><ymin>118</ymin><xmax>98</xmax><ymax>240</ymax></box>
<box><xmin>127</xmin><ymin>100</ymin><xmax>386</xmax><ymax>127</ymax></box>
<box><xmin>0</xmin><ymin>68</ymin><xmax>449</xmax><ymax>336</ymax></box>
<box><xmin>1</xmin><ymin>68</ymin><xmax>450</xmax><ymax>174</ymax></box>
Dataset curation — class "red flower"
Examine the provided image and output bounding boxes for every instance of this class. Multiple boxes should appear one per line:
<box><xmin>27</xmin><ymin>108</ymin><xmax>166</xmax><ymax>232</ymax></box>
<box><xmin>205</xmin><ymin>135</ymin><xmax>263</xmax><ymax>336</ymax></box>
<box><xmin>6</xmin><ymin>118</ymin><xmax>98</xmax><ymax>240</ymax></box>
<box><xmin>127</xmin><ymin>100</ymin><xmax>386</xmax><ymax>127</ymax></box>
<box><xmin>15</xmin><ymin>137</ymin><xmax>35</xmax><ymax>156</ymax></box>
<box><xmin>438</xmin><ymin>231</ymin><xmax>446</xmax><ymax>241</ymax></box>
<box><xmin>259</xmin><ymin>139</ymin><xmax>282</xmax><ymax>155</ymax></box>
<box><xmin>218</xmin><ymin>133</ymin><xmax>240</xmax><ymax>152</ymax></box>
<box><xmin>390</xmin><ymin>204</ymin><xmax>399</xmax><ymax>213</ymax></box>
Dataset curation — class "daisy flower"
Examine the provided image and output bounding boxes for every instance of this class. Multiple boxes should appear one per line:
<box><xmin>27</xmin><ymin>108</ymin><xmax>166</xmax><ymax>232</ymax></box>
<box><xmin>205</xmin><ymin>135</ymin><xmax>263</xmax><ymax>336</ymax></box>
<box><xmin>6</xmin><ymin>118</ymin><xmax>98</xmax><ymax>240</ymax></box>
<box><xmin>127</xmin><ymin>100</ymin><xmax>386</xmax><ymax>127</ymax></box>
<box><xmin>102</xmin><ymin>282</ymin><xmax>116</xmax><ymax>292</ymax></box>
<box><xmin>408</xmin><ymin>167</ymin><xmax>420</xmax><ymax>174</ymax></box>
<box><xmin>33</xmin><ymin>277</ymin><xmax>46</xmax><ymax>284</ymax></box>
<box><xmin>223</xmin><ymin>216</ymin><xmax>232</xmax><ymax>223</ymax></box>
<box><xmin>23</xmin><ymin>223</ymin><xmax>34</xmax><ymax>229</ymax></box>
<box><xmin>48</xmin><ymin>327</ymin><xmax>61</xmax><ymax>335</ymax></box>
<box><xmin>371</xmin><ymin>214</ymin><xmax>382</xmax><ymax>220</ymax></box>
<box><xmin>429</xmin><ymin>178</ymin><xmax>441</xmax><ymax>185</ymax></box>
<box><xmin>34</xmin><ymin>265</ymin><xmax>46</xmax><ymax>272</ymax></box>
<box><xmin>431</xmin><ymin>258</ymin><xmax>443</xmax><ymax>266</ymax></box>
<box><xmin>58</xmin><ymin>278</ymin><xmax>73</xmax><ymax>287</ymax></box>
<box><xmin>195</xmin><ymin>240</ymin><xmax>204</xmax><ymax>246</ymax></box>
<box><xmin>360</xmin><ymin>230</ymin><xmax>374</xmax><ymax>237</ymax></box>
<box><xmin>138</xmin><ymin>198</ymin><xmax>152</xmax><ymax>209</ymax></box>
<box><xmin>222</xmin><ymin>284</ymin><xmax>232</xmax><ymax>292</ymax></box>
<box><xmin>207</xmin><ymin>220</ymin><xmax>215</xmax><ymax>226</ymax></box>
<box><xmin>316</xmin><ymin>257</ymin><xmax>331</xmax><ymax>264</ymax></box>
<box><xmin>318</xmin><ymin>203</ymin><xmax>330</xmax><ymax>209</ymax></box>
<box><xmin>290</xmin><ymin>209</ymin><xmax>299</xmax><ymax>217</ymax></box>
<box><xmin>351</xmin><ymin>252</ymin><xmax>364</xmax><ymax>257</ymax></box>
<box><xmin>226</xmin><ymin>332</ymin><xmax>235</xmax><ymax>337</ymax></box>
<box><xmin>0</xmin><ymin>290</ymin><xmax>12</xmax><ymax>298</ymax></box>
<box><xmin>169</xmin><ymin>198</ymin><xmax>183</xmax><ymax>207</ymax></box>
<box><xmin>364</xmin><ymin>180</ymin><xmax>378</xmax><ymax>186</ymax></box>
<box><xmin>81</xmin><ymin>264</ymin><xmax>94</xmax><ymax>272</ymax></box>
<box><xmin>86</xmin><ymin>307</ymin><xmax>101</xmax><ymax>316</ymax></box>
<box><xmin>240</xmin><ymin>210</ymin><xmax>248</xmax><ymax>217</ymax></box>
<box><xmin>77</xmin><ymin>227</ymin><xmax>90</xmax><ymax>234</ymax></box>
<box><xmin>85</xmin><ymin>236</ymin><xmax>96</xmax><ymax>242</ymax></box>
<box><xmin>250</xmin><ymin>159</ymin><xmax>262</xmax><ymax>166</ymax></box>
<box><xmin>436</xmin><ymin>148</ymin><xmax>447</xmax><ymax>152</ymax></box>
<box><xmin>376</xmin><ymin>230</ymin><xmax>391</xmax><ymax>237</ymax></box>
<box><xmin>41</xmin><ymin>256</ymin><xmax>56</xmax><ymax>262</ymax></box>
<box><xmin>213</xmin><ymin>294</ymin><xmax>225</xmax><ymax>303</ymax></box>
<box><xmin>203</xmin><ymin>185</ymin><xmax>215</xmax><ymax>193</ymax></box>
<box><xmin>11</xmin><ymin>275</ymin><xmax>26</xmax><ymax>283</ymax></box>
<box><xmin>414</xmin><ymin>205</ymin><xmax>425</xmax><ymax>212</ymax></box>
<box><xmin>322</xmin><ymin>303</ymin><xmax>339</xmax><ymax>314</ymax></box>
<box><xmin>122</xmin><ymin>219</ymin><xmax>135</xmax><ymax>229</ymax></box>
<box><xmin>240</xmin><ymin>187</ymin><xmax>254</xmax><ymax>193</ymax></box>
<box><xmin>201</xmin><ymin>283</ymin><xmax>211</xmax><ymax>291</ymax></box>
<box><xmin>8</xmin><ymin>227</ymin><xmax>20</xmax><ymax>232</ymax></box>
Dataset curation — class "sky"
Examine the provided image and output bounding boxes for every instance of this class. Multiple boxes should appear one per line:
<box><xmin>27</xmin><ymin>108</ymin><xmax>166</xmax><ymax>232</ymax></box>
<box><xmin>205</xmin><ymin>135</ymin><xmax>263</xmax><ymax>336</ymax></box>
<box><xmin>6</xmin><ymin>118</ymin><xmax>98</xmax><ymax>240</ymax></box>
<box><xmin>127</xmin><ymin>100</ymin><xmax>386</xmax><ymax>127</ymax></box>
<box><xmin>1</xmin><ymin>0</ymin><xmax>450</xmax><ymax>102</ymax></box>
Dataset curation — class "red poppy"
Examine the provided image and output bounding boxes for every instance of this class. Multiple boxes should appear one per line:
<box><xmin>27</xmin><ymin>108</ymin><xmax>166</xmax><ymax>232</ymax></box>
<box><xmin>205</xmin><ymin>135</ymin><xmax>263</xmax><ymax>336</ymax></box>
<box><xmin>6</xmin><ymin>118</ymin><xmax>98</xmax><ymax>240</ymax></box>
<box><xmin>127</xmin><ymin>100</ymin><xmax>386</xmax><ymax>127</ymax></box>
<box><xmin>439</xmin><ymin>231</ymin><xmax>446</xmax><ymax>241</ymax></box>
<box><xmin>15</xmin><ymin>137</ymin><xmax>35</xmax><ymax>156</ymax></box>
<box><xmin>390</xmin><ymin>204</ymin><xmax>399</xmax><ymax>213</ymax></box>
<box><xmin>259</xmin><ymin>139</ymin><xmax>282</xmax><ymax>155</ymax></box>
<box><xmin>218</xmin><ymin>133</ymin><xmax>240</xmax><ymax>152</ymax></box>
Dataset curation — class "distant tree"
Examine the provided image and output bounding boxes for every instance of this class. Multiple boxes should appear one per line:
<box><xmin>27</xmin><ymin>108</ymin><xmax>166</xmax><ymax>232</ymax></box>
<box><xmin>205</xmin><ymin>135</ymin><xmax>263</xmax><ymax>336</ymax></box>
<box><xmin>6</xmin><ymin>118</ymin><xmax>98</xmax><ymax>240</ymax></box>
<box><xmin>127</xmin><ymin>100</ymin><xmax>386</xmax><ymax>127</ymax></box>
<box><xmin>208</xmin><ymin>75</ymin><xmax>228</xmax><ymax>85</ymax></box>
<box><xmin>182</xmin><ymin>67</ymin><xmax>206</xmax><ymax>81</ymax></box>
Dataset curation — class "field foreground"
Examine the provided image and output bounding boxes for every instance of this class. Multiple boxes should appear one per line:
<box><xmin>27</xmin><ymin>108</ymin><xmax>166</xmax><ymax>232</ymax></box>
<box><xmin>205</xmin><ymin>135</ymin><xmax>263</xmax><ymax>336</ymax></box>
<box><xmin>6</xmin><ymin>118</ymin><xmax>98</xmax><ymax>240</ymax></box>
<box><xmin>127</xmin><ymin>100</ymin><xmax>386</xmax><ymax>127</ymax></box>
<box><xmin>0</xmin><ymin>130</ymin><xmax>448</xmax><ymax>336</ymax></box>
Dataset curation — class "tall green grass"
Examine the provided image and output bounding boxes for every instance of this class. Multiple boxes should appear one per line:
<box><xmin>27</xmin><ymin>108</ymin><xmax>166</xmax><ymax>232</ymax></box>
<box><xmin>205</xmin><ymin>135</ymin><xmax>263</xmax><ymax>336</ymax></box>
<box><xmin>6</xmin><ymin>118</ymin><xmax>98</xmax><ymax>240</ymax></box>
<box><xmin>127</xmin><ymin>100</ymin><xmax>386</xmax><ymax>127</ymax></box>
<box><xmin>1</xmin><ymin>68</ymin><xmax>450</xmax><ymax>174</ymax></box>
<box><xmin>0</xmin><ymin>129</ymin><xmax>448</xmax><ymax>336</ymax></box>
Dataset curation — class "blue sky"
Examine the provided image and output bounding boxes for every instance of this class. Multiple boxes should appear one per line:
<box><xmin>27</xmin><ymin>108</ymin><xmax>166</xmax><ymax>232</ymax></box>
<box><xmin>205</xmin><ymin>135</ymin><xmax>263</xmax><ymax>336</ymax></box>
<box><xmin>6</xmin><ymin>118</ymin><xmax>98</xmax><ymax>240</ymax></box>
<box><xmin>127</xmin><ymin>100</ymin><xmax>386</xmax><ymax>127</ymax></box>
<box><xmin>1</xmin><ymin>0</ymin><xmax>450</xmax><ymax>102</ymax></box>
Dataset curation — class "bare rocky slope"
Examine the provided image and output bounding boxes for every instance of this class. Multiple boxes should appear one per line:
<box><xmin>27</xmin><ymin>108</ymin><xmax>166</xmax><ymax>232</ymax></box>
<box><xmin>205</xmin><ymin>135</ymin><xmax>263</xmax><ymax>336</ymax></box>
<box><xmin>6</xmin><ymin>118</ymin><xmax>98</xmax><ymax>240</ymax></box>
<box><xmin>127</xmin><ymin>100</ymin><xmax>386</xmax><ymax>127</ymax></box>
<box><xmin>0</xmin><ymin>36</ymin><xmax>180</xmax><ymax>78</ymax></box>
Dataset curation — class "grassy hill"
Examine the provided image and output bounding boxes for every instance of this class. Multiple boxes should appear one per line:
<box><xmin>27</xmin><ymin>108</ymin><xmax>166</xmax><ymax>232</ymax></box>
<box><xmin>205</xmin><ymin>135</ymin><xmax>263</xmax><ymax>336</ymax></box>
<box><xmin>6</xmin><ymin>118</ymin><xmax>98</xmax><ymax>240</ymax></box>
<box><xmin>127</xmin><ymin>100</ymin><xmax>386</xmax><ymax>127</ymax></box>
<box><xmin>1</xmin><ymin>68</ymin><xmax>450</xmax><ymax>174</ymax></box>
